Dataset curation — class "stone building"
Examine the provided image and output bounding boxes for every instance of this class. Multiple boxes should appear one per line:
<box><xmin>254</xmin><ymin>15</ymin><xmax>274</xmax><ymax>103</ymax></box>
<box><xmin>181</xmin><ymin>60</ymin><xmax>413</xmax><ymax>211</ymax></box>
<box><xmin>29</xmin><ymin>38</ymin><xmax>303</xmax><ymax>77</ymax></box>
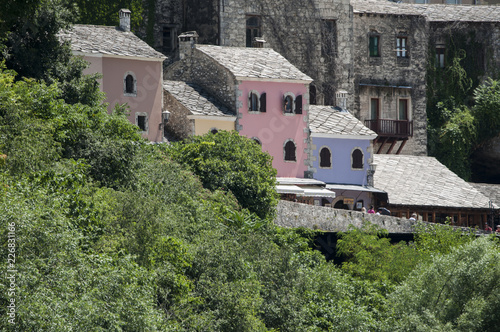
<box><xmin>165</xmin><ymin>32</ymin><xmax>314</xmax><ymax>178</ymax></box>
<box><xmin>143</xmin><ymin>0</ymin><xmax>500</xmax><ymax>156</ymax></box>
<box><xmin>352</xmin><ymin>0</ymin><xmax>429</xmax><ymax>156</ymax></box>
<box><xmin>142</xmin><ymin>0</ymin><xmax>355</xmax><ymax>108</ymax></box>
<box><xmin>60</xmin><ymin>9</ymin><xmax>167</xmax><ymax>142</ymax></box>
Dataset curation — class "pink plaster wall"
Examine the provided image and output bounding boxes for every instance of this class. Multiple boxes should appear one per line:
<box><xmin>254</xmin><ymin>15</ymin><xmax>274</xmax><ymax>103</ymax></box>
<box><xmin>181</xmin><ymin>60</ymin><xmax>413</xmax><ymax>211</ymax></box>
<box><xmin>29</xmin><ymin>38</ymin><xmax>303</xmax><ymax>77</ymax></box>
<box><xmin>238</xmin><ymin>81</ymin><xmax>308</xmax><ymax>178</ymax></box>
<box><xmin>83</xmin><ymin>56</ymin><xmax>164</xmax><ymax>142</ymax></box>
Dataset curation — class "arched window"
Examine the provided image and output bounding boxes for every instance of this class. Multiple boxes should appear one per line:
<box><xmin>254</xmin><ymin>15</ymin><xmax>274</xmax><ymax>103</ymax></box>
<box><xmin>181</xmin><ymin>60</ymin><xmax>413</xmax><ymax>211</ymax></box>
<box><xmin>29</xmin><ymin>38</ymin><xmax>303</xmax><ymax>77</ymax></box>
<box><xmin>124</xmin><ymin>71</ymin><xmax>137</xmax><ymax>96</ymax></box>
<box><xmin>284</xmin><ymin>95</ymin><xmax>294</xmax><ymax>113</ymax></box>
<box><xmin>284</xmin><ymin>140</ymin><xmax>296</xmax><ymax>162</ymax></box>
<box><xmin>319</xmin><ymin>147</ymin><xmax>332</xmax><ymax>168</ymax></box>
<box><xmin>252</xmin><ymin>137</ymin><xmax>262</xmax><ymax>146</ymax></box>
<box><xmin>249</xmin><ymin>92</ymin><xmax>259</xmax><ymax>112</ymax></box>
<box><xmin>351</xmin><ymin>148</ymin><xmax>363</xmax><ymax>169</ymax></box>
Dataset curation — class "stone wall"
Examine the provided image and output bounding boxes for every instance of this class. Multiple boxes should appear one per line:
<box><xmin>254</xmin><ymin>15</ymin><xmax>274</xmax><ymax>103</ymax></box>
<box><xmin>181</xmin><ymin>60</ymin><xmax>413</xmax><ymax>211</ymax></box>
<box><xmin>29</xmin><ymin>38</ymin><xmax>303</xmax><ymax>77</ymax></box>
<box><xmin>163</xmin><ymin>91</ymin><xmax>193</xmax><ymax>139</ymax></box>
<box><xmin>275</xmin><ymin>200</ymin><xmax>419</xmax><ymax>233</ymax></box>
<box><xmin>353</xmin><ymin>12</ymin><xmax>429</xmax><ymax>156</ymax></box>
<box><xmin>164</xmin><ymin>46</ymin><xmax>238</xmax><ymax>112</ymax></box>
<box><xmin>218</xmin><ymin>0</ymin><xmax>354</xmax><ymax>108</ymax></box>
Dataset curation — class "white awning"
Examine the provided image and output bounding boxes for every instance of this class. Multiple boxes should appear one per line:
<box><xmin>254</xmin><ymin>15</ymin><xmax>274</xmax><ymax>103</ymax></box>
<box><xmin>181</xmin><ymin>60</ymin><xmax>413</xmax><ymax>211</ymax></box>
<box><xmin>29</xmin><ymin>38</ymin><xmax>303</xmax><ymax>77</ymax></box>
<box><xmin>276</xmin><ymin>184</ymin><xmax>304</xmax><ymax>195</ymax></box>
<box><xmin>326</xmin><ymin>184</ymin><xmax>386</xmax><ymax>194</ymax></box>
<box><xmin>301</xmin><ymin>186</ymin><xmax>336</xmax><ymax>198</ymax></box>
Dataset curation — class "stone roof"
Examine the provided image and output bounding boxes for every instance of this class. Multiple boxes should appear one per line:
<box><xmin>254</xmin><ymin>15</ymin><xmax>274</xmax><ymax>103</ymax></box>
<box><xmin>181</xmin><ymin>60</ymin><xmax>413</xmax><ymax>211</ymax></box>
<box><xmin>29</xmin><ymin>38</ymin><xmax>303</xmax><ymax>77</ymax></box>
<box><xmin>308</xmin><ymin>105</ymin><xmax>377</xmax><ymax>138</ymax></box>
<box><xmin>163</xmin><ymin>80</ymin><xmax>235</xmax><ymax>117</ymax></box>
<box><xmin>196</xmin><ymin>45</ymin><xmax>313</xmax><ymax>82</ymax></box>
<box><xmin>469</xmin><ymin>183</ymin><xmax>500</xmax><ymax>207</ymax></box>
<box><xmin>373</xmin><ymin>154</ymin><xmax>496</xmax><ymax>209</ymax></box>
<box><xmin>59</xmin><ymin>25</ymin><xmax>166</xmax><ymax>59</ymax></box>
<box><xmin>351</xmin><ymin>0</ymin><xmax>500</xmax><ymax>23</ymax></box>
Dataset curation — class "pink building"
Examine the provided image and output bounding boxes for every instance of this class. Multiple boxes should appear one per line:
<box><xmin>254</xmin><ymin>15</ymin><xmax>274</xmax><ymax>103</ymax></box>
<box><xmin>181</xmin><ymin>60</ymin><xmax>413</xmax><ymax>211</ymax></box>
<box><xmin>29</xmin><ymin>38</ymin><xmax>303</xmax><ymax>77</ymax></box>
<box><xmin>59</xmin><ymin>9</ymin><xmax>167</xmax><ymax>142</ymax></box>
<box><xmin>165</xmin><ymin>32</ymin><xmax>313</xmax><ymax>178</ymax></box>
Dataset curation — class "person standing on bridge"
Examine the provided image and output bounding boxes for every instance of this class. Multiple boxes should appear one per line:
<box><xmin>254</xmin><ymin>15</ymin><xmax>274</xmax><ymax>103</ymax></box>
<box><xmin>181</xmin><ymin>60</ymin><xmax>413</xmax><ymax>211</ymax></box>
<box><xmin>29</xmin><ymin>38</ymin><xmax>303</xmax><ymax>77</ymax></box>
<box><xmin>367</xmin><ymin>205</ymin><xmax>375</xmax><ymax>214</ymax></box>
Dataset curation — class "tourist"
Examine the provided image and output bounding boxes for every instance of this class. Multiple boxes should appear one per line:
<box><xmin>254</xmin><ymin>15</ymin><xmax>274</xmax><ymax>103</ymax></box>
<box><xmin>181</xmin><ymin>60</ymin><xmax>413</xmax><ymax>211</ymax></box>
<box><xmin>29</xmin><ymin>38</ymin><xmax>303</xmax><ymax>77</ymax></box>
<box><xmin>485</xmin><ymin>223</ymin><xmax>492</xmax><ymax>232</ymax></box>
<box><xmin>361</xmin><ymin>207</ymin><xmax>367</xmax><ymax>213</ymax></box>
<box><xmin>496</xmin><ymin>225</ymin><xmax>500</xmax><ymax>233</ymax></box>
<box><xmin>409</xmin><ymin>213</ymin><xmax>417</xmax><ymax>221</ymax></box>
<box><xmin>367</xmin><ymin>205</ymin><xmax>375</xmax><ymax>214</ymax></box>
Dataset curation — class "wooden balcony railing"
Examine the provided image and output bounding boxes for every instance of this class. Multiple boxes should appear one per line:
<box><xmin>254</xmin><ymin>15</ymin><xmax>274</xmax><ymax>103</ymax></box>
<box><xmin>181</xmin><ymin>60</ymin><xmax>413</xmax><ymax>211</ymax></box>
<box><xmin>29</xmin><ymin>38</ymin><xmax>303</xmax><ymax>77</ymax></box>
<box><xmin>364</xmin><ymin>119</ymin><xmax>413</xmax><ymax>138</ymax></box>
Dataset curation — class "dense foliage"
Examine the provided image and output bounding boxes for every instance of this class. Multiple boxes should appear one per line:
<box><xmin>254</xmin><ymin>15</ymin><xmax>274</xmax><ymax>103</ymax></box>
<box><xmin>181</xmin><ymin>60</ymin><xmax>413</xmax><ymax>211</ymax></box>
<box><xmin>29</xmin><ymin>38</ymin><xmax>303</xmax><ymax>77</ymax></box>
<box><xmin>164</xmin><ymin>131</ymin><xmax>279</xmax><ymax>220</ymax></box>
<box><xmin>1</xmin><ymin>3</ymin><xmax>499</xmax><ymax>330</ymax></box>
<box><xmin>427</xmin><ymin>33</ymin><xmax>500</xmax><ymax>180</ymax></box>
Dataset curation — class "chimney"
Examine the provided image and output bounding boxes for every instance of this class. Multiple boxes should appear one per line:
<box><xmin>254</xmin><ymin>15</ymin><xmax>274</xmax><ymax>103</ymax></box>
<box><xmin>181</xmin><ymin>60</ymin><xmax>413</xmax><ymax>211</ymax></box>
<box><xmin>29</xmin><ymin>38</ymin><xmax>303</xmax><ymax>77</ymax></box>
<box><xmin>178</xmin><ymin>31</ymin><xmax>198</xmax><ymax>60</ymax></box>
<box><xmin>119</xmin><ymin>9</ymin><xmax>131</xmax><ymax>32</ymax></box>
<box><xmin>335</xmin><ymin>90</ymin><xmax>348</xmax><ymax>110</ymax></box>
<box><xmin>252</xmin><ymin>37</ymin><xmax>266</xmax><ymax>48</ymax></box>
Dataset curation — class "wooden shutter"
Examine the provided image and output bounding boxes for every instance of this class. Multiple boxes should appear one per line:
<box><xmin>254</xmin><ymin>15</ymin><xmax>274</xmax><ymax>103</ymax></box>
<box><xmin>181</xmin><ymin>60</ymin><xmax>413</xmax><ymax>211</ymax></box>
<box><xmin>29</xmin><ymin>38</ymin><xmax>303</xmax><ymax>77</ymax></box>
<box><xmin>260</xmin><ymin>93</ymin><xmax>266</xmax><ymax>112</ymax></box>
<box><xmin>295</xmin><ymin>95</ymin><xmax>302</xmax><ymax>114</ymax></box>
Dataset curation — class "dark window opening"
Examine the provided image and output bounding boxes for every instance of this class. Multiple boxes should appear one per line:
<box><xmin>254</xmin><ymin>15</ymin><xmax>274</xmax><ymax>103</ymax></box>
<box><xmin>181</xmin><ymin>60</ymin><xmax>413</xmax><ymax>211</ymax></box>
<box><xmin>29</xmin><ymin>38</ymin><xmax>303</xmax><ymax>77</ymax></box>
<box><xmin>249</xmin><ymin>93</ymin><xmax>259</xmax><ymax>112</ymax></box>
<box><xmin>352</xmin><ymin>149</ymin><xmax>363</xmax><ymax>169</ymax></box>
<box><xmin>370</xmin><ymin>98</ymin><xmax>380</xmax><ymax>119</ymax></box>
<box><xmin>252</xmin><ymin>137</ymin><xmax>262</xmax><ymax>145</ymax></box>
<box><xmin>399</xmin><ymin>99</ymin><xmax>408</xmax><ymax>120</ymax></box>
<box><xmin>436</xmin><ymin>47</ymin><xmax>445</xmax><ymax>68</ymax></box>
<box><xmin>162</xmin><ymin>27</ymin><xmax>177</xmax><ymax>53</ymax></box>
<box><xmin>211</xmin><ymin>128</ymin><xmax>218</xmax><ymax>134</ymax></box>
<box><xmin>284</xmin><ymin>141</ymin><xmax>296</xmax><ymax>161</ymax></box>
<box><xmin>125</xmin><ymin>74</ymin><xmax>134</xmax><ymax>94</ymax></box>
<box><xmin>284</xmin><ymin>95</ymin><xmax>293</xmax><ymax>113</ymax></box>
<box><xmin>369</xmin><ymin>35</ymin><xmax>380</xmax><ymax>57</ymax></box>
<box><xmin>320</xmin><ymin>147</ymin><xmax>331</xmax><ymax>168</ymax></box>
<box><xmin>309</xmin><ymin>85</ymin><xmax>317</xmax><ymax>105</ymax></box>
<box><xmin>137</xmin><ymin>115</ymin><xmax>146</xmax><ymax>131</ymax></box>
<box><xmin>321</xmin><ymin>20</ymin><xmax>337</xmax><ymax>57</ymax></box>
<box><xmin>246</xmin><ymin>16</ymin><xmax>261</xmax><ymax>48</ymax></box>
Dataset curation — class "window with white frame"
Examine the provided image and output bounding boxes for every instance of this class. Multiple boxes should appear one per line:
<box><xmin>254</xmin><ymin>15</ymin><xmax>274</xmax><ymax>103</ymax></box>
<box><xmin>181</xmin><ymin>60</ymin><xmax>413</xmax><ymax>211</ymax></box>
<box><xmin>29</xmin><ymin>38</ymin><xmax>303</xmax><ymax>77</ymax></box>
<box><xmin>369</xmin><ymin>33</ymin><xmax>380</xmax><ymax>57</ymax></box>
<box><xmin>124</xmin><ymin>71</ymin><xmax>137</xmax><ymax>96</ymax></box>
<box><xmin>351</xmin><ymin>148</ymin><xmax>364</xmax><ymax>169</ymax></box>
<box><xmin>319</xmin><ymin>146</ymin><xmax>332</xmax><ymax>168</ymax></box>
<box><xmin>396</xmin><ymin>36</ymin><xmax>408</xmax><ymax>58</ymax></box>
<box><xmin>284</xmin><ymin>139</ymin><xmax>296</xmax><ymax>162</ymax></box>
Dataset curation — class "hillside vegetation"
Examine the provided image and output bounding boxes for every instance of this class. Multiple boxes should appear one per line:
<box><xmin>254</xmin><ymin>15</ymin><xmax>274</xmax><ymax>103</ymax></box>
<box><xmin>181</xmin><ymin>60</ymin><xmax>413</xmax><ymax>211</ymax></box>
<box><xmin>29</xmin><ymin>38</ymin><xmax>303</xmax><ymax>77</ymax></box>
<box><xmin>1</xmin><ymin>1</ymin><xmax>499</xmax><ymax>330</ymax></box>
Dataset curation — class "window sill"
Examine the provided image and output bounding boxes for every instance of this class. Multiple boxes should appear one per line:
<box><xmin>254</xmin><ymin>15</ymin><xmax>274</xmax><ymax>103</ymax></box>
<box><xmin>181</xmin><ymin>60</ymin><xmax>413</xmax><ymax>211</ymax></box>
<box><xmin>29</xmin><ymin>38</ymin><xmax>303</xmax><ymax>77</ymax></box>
<box><xmin>319</xmin><ymin>166</ymin><xmax>332</xmax><ymax>170</ymax></box>
<box><xmin>124</xmin><ymin>92</ymin><xmax>137</xmax><ymax>97</ymax></box>
<box><xmin>284</xmin><ymin>160</ymin><xmax>297</xmax><ymax>163</ymax></box>
<box><xmin>248</xmin><ymin>111</ymin><xmax>263</xmax><ymax>114</ymax></box>
<box><xmin>283</xmin><ymin>112</ymin><xmax>296</xmax><ymax>116</ymax></box>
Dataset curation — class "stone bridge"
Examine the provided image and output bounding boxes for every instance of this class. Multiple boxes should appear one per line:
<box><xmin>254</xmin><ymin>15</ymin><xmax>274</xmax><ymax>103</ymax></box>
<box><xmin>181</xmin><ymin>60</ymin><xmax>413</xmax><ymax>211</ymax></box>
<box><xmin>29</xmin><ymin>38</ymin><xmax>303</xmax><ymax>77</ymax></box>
<box><xmin>274</xmin><ymin>200</ymin><xmax>419</xmax><ymax>233</ymax></box>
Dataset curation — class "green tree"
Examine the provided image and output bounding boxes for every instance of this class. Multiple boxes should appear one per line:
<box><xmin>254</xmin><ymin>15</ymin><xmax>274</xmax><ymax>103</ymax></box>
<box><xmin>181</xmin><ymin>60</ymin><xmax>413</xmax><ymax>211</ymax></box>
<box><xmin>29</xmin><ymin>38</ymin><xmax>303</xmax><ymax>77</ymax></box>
<box><xmin>387</xmin><ymin>237</ymin><xmax>500</xmax><ymax>332</ymax></box>
<box><xmin>74</xmin><ymin>0</ymin><xmax>144</xmax><ymax>32</ymax></box>
<box><xmin>473</xmin><ymin>78</ymin><xmax>500</xmax><ymax>143</ymax></box>
<box><xmin>164</xmin><ymin>130</ymin><xmax>279</xmax><ymax>220</ymax></box>
<box><xmin>337</xmin><ymin>222</ymin><xmax>421</xmax><ymax>284</ymax></box>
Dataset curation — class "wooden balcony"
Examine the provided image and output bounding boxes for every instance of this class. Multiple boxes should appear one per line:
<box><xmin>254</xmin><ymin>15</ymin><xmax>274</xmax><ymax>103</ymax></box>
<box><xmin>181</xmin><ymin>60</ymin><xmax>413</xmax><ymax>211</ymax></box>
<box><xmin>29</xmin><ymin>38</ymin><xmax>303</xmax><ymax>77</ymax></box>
<box><xmin>364</xmin><ymin>119</ymin><xmax>413</xmax><ymax>139</ymax></box>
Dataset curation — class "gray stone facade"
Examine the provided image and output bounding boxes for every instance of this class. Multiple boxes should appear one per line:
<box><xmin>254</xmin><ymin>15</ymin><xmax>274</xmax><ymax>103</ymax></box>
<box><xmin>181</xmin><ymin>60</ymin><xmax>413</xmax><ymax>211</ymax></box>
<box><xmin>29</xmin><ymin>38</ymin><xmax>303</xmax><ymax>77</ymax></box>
<box><xmin>147</xmin><ymin>0</ymin><xmax>500</xmax><ymax>157</ymax></box>
<box><xmin>353</xmin><ymin>12</ymin><xmax>429</xmax><ymax>156</ymax></box>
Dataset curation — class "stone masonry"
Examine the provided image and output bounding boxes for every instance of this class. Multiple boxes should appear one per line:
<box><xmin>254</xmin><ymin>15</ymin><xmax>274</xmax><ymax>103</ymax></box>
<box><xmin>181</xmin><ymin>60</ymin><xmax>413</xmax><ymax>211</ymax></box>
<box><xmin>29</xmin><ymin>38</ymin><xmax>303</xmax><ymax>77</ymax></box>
<box><xmin>353</xmin><ymin>9</ymin><xmax>429</xmax><ymax>156</ymax></box>
<box><xmin>275</xmin><ymin>200</ymin><xmax>420</xmax><ymax>233</ymax></box>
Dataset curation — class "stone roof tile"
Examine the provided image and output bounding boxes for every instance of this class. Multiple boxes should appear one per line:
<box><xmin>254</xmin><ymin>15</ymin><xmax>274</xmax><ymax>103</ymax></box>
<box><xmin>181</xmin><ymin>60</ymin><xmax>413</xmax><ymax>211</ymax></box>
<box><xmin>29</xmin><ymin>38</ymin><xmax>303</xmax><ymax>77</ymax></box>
<box><xmin>373</xmin><ymin>154</ymin><xmax>496</xmax><ymax>209</ymax></box>
<box><xmin>163</xmin><ymin>80</ymin><xmax>235</xmax><ymax>117</ymax></box>
<box><xmin>309</xmin><ymin>105</ymin><xmax>377</xmax><ymax>137</ymax></box>
<box><xmin>351</xmin><ymin>0</ymin><xmax>500</xmax><ymax>23</ymax></box>
<box><xmin>59</xmin><ymin>25</ymin><xmax>166</xmax><ymax>59</ymax></box>
<box><xmin>196</xmin><ymin>45</ymin><xmax>313</xmax><ymax>82</ymax></box>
